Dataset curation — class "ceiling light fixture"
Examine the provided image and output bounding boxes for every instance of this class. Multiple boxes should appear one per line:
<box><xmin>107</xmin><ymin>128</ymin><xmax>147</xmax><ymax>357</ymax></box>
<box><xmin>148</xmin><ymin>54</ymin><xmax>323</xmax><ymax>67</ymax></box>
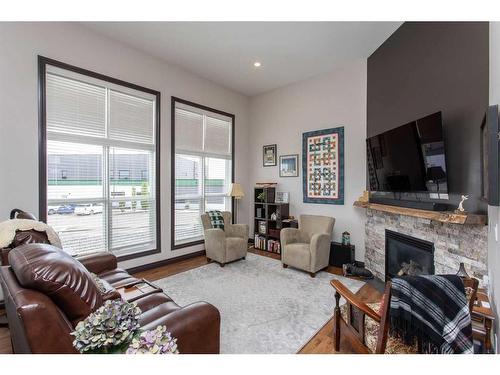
<box><xmin>253</xmin><ymin>61</ymin><xmax>262</xmax><ymax>68</ymax></box>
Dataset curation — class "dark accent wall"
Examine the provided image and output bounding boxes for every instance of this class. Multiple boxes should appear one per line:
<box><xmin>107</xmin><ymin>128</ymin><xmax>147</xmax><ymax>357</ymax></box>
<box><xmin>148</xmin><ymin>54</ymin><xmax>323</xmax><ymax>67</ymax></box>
<box><xmin>367</xmin><ymin>22</ymin><xmax>489</xmax><ymax>213</ymax></box>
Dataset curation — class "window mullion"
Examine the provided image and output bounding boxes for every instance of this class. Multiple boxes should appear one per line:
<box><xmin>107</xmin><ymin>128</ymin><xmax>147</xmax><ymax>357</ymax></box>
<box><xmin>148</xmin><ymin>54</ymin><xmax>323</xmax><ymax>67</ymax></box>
<box><xmin>104</xmin><ymin>87</ymin><xmax>111</xmax><ymax>253</ymax></box>
<box><xmin>201</xmin><ymin>114</ymin><xmax>207</xmax><ymax>214</ymax></box>
<box><xmin>201</xmin><ymin>156</ymin><xmax>206</xmax><ymax>214</ymax></box>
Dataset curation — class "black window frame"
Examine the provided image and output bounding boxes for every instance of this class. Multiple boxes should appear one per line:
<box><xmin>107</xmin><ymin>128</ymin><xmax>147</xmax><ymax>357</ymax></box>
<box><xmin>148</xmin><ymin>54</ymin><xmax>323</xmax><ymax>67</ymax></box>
<box><xmin>38</xmin><ymin>56</ymin><xmax>161</xmax><ymax>262</ymax></box>
<box><xmin>171</xmin><ymin>96</ymin><xmax>235</xmax><ymax>250</ymax></box>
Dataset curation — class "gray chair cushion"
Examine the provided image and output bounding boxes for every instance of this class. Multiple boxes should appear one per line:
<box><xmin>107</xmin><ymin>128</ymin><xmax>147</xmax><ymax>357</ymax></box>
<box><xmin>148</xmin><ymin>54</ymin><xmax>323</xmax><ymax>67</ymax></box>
<box><xmin>283</xmin><ymin>243</ymin><xmax>310</xmax><ymax>271</ymax></box>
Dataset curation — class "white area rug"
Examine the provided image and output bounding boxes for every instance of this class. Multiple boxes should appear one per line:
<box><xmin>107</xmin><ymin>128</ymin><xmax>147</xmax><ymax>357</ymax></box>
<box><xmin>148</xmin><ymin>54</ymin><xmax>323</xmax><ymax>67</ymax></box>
<box><xmin>154</xmin><ymin>253</ymin><xmax>364</xmax><ymax>354</ymax></box>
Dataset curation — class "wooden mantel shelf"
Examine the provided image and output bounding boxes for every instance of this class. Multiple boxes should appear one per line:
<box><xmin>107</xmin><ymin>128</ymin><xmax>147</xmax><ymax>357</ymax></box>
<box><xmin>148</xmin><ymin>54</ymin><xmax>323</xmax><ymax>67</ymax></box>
<box><xmin>353</xmin><ymin>200</ymin><xmax>487</xmax><ymax>225</ymax></box>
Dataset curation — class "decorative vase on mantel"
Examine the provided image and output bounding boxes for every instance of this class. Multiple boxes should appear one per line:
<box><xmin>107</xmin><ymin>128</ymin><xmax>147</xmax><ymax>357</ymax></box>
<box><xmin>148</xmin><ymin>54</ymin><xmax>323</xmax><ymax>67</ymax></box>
<box><xmin>456</xmin><ymin>262</ymin><xmax>470</xmax><ymax>279</ymax></box>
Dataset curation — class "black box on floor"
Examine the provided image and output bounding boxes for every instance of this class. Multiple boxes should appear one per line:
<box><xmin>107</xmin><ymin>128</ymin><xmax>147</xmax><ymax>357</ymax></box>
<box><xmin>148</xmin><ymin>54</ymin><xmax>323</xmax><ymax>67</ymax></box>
<box><xmin>329</xmin><ymin>241</ymin><xmax>355</xmax><ymax>267</ymax></box>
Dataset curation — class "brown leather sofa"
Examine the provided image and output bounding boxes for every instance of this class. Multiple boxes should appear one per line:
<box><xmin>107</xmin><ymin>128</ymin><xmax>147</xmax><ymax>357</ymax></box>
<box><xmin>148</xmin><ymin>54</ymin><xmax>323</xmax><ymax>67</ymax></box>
<box><xmin>0</xmin><ymin>231</ymin><xmax>220</xmax><ymax>354</ymax></box>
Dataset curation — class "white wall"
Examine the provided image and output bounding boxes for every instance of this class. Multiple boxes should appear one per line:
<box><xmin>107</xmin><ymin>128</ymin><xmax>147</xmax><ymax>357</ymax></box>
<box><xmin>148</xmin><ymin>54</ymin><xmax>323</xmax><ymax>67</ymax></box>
<box><xmin>0</xmin><ymin>22</ymin><xmax>250</xmax><ymax>269</ymax></box>
<box><xmin>488</xmin><ymin>21</ymin><xmax>500</xmax><ymax>353</ymax></box>
<box><xmin>247</xmin><ymin>60</ymin><xmax>367</xmax><ymax>261</ymax></box>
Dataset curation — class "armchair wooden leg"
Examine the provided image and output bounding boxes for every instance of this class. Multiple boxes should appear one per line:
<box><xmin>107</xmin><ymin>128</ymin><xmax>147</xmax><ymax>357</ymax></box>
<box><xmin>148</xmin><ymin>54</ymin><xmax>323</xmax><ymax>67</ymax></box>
<box><xmin>220</xmin><ymin>263</ymin><xmax>225</xmax><ymax>268</ymax></box>
<box><xmin>282</xmin><ymin>263</ymin><xmax>288</xmax><ymax>268</ymax></box>
<box><xmin>309</xmin><ymin>272</ymin><xmax>316</xmax><ymax>278</ymax></box>
<box><xmin>242</xmin><ymin>256</ymin><xmax>246</xmax><ymax>260</ymax></box>
<box><xmin>206</xmin><ymin>257</ymin><xmax>212</xmax><ymax>263</ymax></box>
<box><xmin>333</xmin><ymin>291</ymin><xmax>341</xmax><ymax>351</ymax></box>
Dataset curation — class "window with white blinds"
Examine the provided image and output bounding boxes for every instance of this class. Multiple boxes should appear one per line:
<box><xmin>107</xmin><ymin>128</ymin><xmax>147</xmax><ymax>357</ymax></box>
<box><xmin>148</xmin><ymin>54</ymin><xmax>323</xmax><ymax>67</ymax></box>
<box><xmin>41</xmin><ymin>61</ymin><xmax>159</xmax><ymax>258</ymax></box>
<box><xmin>173</xmin><ymin>99</ymin><xmax>233</xmax><ymax>248</ymax></box>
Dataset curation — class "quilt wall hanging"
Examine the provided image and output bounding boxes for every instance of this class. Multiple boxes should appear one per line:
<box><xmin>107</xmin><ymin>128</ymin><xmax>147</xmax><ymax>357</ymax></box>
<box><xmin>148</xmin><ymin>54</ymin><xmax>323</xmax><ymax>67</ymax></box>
<box><xmin>302</xmin><ymin>126</ymin><xmax>344</xmax><ymax>204</ymax></box>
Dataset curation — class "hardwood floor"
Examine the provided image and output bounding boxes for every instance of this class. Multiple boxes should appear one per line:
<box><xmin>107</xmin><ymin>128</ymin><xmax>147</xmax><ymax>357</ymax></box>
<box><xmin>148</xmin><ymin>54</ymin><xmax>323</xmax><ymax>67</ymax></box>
<box><xmin>0</xmin><ymin>247</ymin><xmax>380</xmax><ymax>354</ymax></box>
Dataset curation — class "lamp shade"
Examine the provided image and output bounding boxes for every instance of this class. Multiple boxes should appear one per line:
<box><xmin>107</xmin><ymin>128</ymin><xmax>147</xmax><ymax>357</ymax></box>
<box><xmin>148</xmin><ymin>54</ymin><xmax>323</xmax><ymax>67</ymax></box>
<box><xmin>227</xmin><ymin>183</ymin><xmax>245</xmax><ymax>199</ymax></box>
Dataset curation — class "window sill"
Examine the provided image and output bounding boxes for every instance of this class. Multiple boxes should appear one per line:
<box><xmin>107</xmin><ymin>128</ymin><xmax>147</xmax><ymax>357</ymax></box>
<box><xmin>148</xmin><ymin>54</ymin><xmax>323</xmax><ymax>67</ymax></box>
<box><xmin>116</xmin><ymin>248</ymin><xmax>161</xmax><ymax>262</ymax></box>
<box><xmin>172</xmin><ymin>239</ymin><xmax>204</xmax><ymax>251</ymax></box>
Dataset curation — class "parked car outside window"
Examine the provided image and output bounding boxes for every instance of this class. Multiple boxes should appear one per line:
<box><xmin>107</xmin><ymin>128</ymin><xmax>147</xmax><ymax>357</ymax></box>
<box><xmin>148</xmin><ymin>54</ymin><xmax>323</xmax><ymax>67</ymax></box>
<box><xmin>56</xmin><ymin>205</ymin><xmax>75</xmax><ymax>214</ymax></box>
<box><xmin>75</xmin><ymin>203</ymin><xmax>103</xmax><ymax>215</ymax></box>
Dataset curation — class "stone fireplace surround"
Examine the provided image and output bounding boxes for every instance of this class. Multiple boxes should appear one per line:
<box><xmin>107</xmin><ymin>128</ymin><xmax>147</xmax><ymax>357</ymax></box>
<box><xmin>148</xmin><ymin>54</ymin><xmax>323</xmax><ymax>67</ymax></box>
<box><xmin>364</xmin><ymin>208</ymin><xmax>488</xmax><ymax>285</ymax></box>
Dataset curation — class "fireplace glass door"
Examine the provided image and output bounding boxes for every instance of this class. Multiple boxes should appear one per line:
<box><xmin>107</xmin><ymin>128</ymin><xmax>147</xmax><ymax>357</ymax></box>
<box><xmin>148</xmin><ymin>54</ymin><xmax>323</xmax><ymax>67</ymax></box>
<box><xmin>385</xmin><ymin>230</ymin><xmax>434</xmax><ymax>280</ymax></box>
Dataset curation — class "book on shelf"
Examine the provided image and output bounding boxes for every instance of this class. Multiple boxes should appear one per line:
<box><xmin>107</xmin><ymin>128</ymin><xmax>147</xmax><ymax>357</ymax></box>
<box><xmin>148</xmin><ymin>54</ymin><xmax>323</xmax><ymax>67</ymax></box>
<box><xmin>254</xmin><ymin>234</ymin><xmax>267</xmax><ymax>250</ymax></box>
<box><xmin>266</xmin><ymin>239</ymin><xmax>281</xmax><ymax>254</ymax></box>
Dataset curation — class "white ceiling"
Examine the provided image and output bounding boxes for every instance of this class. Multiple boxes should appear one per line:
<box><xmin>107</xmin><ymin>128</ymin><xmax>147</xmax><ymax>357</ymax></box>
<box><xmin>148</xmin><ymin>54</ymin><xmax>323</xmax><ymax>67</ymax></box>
<box><xmin>82</xmin><ymin>22</ymin><xmax>402</xmax><ymax>96</ymax></box>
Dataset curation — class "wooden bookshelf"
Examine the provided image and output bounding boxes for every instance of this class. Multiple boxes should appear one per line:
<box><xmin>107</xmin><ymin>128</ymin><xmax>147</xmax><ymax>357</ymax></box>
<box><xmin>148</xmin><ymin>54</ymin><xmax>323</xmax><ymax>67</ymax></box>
<box><xmin>254</xmin><ymin>186</ymin><xmax>291</xmax><ymax>255</ymax></box>
<box><xmin>353</xmin><ymin>200</ymin><xmax>487</xmax><ymax>225</ymax></box>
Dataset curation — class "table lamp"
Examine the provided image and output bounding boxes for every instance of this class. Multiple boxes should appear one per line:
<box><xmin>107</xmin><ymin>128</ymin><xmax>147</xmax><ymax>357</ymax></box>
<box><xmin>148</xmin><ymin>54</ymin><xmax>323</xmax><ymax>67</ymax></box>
<box><xmin>227</xmin><ymin>183</ymin><xmax>244</xmax><ymax>223</ymax></box>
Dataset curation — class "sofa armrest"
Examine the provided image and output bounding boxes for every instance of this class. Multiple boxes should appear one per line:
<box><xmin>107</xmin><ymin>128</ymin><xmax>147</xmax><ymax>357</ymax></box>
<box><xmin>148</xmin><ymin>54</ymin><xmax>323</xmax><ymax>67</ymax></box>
<box><xmin>76</xmin><ymin>252</ymin><xmax>117</xmax><ymax>274</ymax></box>
<box><xmin>310</xmin><ymin>233</ymin><xmax>331</xmax><ymax>271</ymax></box>
<box><xmin>1</xmin><ymin>247</ymin><xmax>11</xmax><ymax>266</ymax></box>
<box><xmin>204</xmin><ymin>228</ymin><xmax>226</xmax><ymax>245</ymax></box>
<box><xmin>226</xmin><ymin>224</ymin><xmax>249</xmax><ymax>239</ymax></box>
<box><xmin>280</xmin><ymin>227</ymin><xmax>301</xmax><ymax>247</ymax></box>
<box><xmin>142</xmin><ymin>301</ymin><xmax>221</xmax><ymax>354</ymax></box>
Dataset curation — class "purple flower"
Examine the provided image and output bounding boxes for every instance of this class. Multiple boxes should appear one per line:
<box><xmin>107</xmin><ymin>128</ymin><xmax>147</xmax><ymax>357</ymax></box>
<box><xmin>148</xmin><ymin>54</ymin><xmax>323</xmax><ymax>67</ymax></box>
<box><xmin>126</xmin><ymin>326</ymin><xmax>179</xmax><ymax>354</ymax></box>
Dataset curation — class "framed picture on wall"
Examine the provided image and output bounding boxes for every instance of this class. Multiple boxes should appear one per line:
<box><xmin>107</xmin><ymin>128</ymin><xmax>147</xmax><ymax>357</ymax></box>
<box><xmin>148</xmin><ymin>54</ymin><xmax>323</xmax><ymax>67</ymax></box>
<box><xmin>302</xmin><ymin>126</ymin><xmax>344</xmax><ymax>205</ymax></box>
<box><xmin>263</xmin><ymin>144</ymin><xmax>277</xmax><ymax>167</ymax></box>
<box><xmin>279</xmin><ymin>154</ymin><xmax>299</xmax><ymax>177</ymax></box>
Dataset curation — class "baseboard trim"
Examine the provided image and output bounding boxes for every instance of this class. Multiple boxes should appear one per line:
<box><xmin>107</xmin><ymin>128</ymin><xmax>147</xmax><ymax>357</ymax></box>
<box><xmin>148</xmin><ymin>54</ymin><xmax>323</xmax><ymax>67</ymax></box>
<box><xmin>126</xmin><ymin>250</ymin><xmax>206</xmax><ymax>275</ymax></box>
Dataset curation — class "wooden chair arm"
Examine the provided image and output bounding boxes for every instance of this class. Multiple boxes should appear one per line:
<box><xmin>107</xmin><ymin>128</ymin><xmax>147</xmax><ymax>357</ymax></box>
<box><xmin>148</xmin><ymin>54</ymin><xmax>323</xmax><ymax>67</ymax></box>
<box><xmin>331</xmin><ymin>279</ymin><xmax>381</xmax><ymax>322</ymax></box>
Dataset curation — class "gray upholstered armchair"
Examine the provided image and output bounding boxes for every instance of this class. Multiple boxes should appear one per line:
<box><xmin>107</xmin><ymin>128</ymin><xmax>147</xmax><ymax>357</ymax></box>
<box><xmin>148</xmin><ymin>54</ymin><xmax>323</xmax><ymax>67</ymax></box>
<box><xmin>280</xmin><ymin>214</ymin><xmax>335</xmax><ymax>277</ymax></box>
<box><xmin>200</xmin><ymin>211</ymin><xmax>249</xmax><ymax>267</ymax></box>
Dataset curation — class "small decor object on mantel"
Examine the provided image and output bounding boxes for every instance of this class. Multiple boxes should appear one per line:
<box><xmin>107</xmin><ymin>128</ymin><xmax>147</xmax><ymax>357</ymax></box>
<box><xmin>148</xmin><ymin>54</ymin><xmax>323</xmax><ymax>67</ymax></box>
<box><xmin>455</xmin><ymin>195</ymin><xmax>469</xmax><ymax>214</ymax></box>
<box><xmin>263</xmin><ymin>144</ymin><xmax>277</xmax><ymax>167</ymax></box>
<box><xmin>302</xmin><ymin>127</ymin><xmax>344</xmax><ymax>204</ymax></box>
<box><xmin>456</xmin><ymin>262</ymin><xmax>470</xmax><ymax>279</ymax></box>
<box><xmin>279</xmin><ymin>154</ymin><xmax>299</xmax><ymax>177</ymax></box>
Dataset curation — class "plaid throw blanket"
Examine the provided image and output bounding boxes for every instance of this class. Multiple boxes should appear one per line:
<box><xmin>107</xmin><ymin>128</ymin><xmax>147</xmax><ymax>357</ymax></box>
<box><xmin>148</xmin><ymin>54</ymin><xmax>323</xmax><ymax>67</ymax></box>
<box><xmin>207</xmin><ymin>210</ymin><xmax>225</xmax><ymax>230</ymax></box>
<box><xmin>390</xmin><ymin>275</ymin><xmax>473</xmax><ymax>354</ymax></box>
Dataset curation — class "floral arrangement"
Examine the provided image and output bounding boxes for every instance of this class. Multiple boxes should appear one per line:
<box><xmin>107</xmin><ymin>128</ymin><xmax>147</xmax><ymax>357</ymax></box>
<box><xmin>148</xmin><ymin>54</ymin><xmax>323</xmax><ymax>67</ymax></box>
<box><xmin>71</xmin><ymin>299</ymin><xmax>179</xmax><ymax>354</ymax></box>
<box><xmin>71</xmin><ymin>299</ymin><xmax>141</xmax><ymax>353</ymax></box>
<box><xmin>126</xmin><ymin>325</ymin><xmax>179</xmax><ymax>354</ymax></box>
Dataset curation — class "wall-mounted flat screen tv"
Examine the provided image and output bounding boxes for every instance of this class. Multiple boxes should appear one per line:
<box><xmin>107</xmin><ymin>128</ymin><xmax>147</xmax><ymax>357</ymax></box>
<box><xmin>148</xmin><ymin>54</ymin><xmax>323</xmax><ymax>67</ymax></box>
<box><xmin>367</xmin><ymin>111</ymin><xmax>448</xmax><ymax>193</ymax></box>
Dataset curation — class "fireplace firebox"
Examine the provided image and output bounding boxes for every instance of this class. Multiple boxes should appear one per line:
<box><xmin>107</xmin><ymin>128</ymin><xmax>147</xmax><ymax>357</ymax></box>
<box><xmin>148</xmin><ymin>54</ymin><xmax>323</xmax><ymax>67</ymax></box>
<box><xmin>385</xmin><ymin>230</ymin><xmax>434</xmax><ymax>281</ymax></box>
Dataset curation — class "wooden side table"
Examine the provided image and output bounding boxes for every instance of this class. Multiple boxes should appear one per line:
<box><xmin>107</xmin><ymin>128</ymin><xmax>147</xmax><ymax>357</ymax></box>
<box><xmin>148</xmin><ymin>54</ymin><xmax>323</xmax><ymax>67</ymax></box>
<box><xmin>472</xmin><ymin>289</ymin><xmax>495</xmax><ymax>353</ymax></box>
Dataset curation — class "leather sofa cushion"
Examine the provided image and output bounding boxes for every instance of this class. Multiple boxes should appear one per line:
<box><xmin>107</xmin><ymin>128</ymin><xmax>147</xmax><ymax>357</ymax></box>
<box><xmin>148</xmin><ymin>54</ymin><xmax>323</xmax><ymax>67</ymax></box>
<box><xmin>12</xmin><ymin>229</ymin><xmax>50</xmax><ymax>248</ymax></box>
<box><xmin>98</xmin><ymin>268</ymin><xmax>139</xmax><ymax>287</ymax></box>
<box><xmin>8</xmin><ymin>243</ymin><xmax>103</xmax><ymax>325</ymax></box>
<box><xmin>90</xmin><ymin>273</ymin><xmax>121</xmax><ymax>301</ymax></box>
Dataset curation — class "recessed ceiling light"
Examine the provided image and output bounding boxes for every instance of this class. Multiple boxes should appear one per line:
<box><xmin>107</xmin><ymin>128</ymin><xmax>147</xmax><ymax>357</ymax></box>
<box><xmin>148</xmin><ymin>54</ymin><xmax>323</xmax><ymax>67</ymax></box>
<box><xmin>253</xmin><ymin>61</ymin><xmax>262</xmax><ymax>68</ymax></box>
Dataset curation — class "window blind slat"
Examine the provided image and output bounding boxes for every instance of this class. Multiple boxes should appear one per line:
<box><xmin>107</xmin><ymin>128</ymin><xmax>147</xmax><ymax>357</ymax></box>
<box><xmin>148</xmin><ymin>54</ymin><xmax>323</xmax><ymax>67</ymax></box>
<box><xmin>175</xmin><ymin>108</ymin><xmax>203</xmax><ymax>152</ymax></box>
<box><xmin>205</xmin><ymin>116</ymin><xmax>231</xmax><ymax>155</ymax></box>
<box><xmin>46</xmin><ymin>74</ymin><xmax>106</xmax><ymax>138</ymax></box>
<box><xmin>109</xmin><ymin>90</ymin><xmax>155</xmax><ymax>144</ymax></box>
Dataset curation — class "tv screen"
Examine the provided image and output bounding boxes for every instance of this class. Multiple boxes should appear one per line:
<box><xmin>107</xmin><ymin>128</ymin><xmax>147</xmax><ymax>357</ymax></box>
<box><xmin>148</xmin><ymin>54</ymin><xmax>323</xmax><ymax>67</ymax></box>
<box><xmin>367</xmin><ymin>111</ymin><xmax>448</xmax><ymax>193</ymax></box>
